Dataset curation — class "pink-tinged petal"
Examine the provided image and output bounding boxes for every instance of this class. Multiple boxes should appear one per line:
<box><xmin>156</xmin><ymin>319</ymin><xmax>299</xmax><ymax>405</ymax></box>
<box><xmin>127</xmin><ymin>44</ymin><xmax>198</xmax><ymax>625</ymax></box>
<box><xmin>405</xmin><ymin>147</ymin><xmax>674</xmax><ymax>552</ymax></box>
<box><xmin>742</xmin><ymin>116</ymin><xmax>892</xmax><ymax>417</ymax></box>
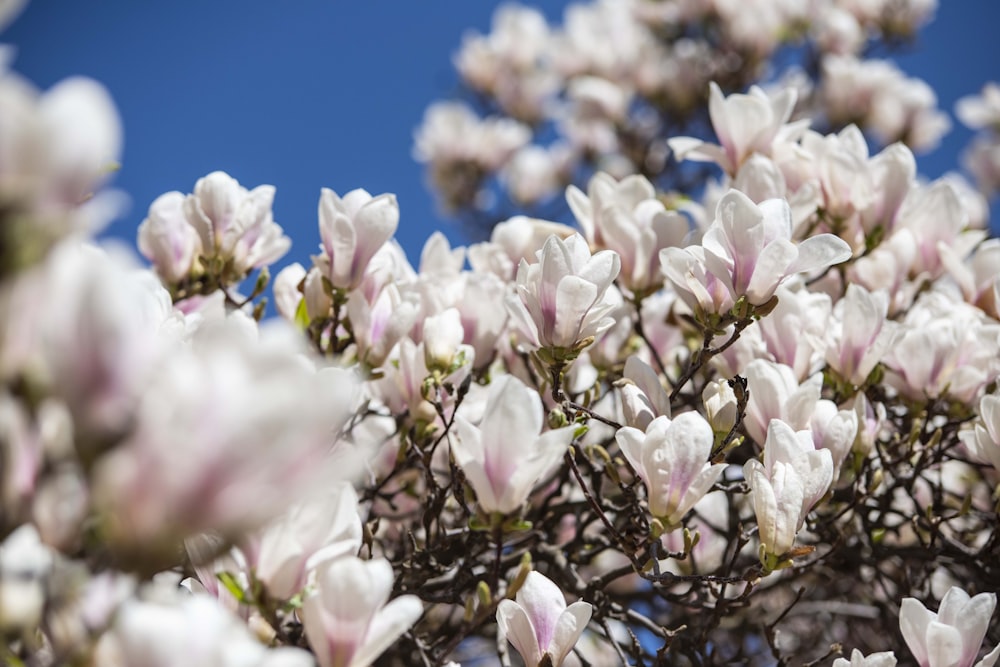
<box><xmin>450</xmin><ymin>417</ymin><xmax>500</xmax><ymax>513</ymax></box>
<box><xmin>481</xmin><ymin>376</ymin><xmax>543</xmax><ymax>450</ymax></box>
<box><xmin>549</xmin><ymin>601</ymin><xmax>593</xmax><ymax>666</ymax></box>
<box><xmin>497</xmin><ymin>599</ymin><xmax>542</xmax><ymax>667</ymax></box>
<box><xmin>925</xmin><ymin>622</ymin><xmax>963</xmax><ymax>667</ymax></box>
<box><xmin>551</xmin><ymin>276</ymin><xmax>598</xmax><ymax>348</ymax></box>
<box><xmin>352</xmin><ymin>194</ymin><xmax>400</xmax><ymax>272</ymax></box>
<box><xmin>900</xmin><ymin>598</ymin><xmax>935</xmax><ymax>667</ymax></box>
<box><xmin>516</xmin><ymin>572</ymin><xmax>566</xmax><ymax>654</ymax></box>
<box><xmin>941</xmin><ymin>589</ymin><xmax>995</xmax><ymax>665</ymax></box>
<box><xmin>623</xmin><ymin>355</ymin><xmax>670</xmax><ymax>420</ymax></box>
<box><xmin>788</xmin><ymin>234</ymin><xmax>852</xmax><ymax>275</ymax></box>
<box><xmin>350</xmin><ymin>595</ymin><xmax>423</xmax><ymax>667</ymax></box>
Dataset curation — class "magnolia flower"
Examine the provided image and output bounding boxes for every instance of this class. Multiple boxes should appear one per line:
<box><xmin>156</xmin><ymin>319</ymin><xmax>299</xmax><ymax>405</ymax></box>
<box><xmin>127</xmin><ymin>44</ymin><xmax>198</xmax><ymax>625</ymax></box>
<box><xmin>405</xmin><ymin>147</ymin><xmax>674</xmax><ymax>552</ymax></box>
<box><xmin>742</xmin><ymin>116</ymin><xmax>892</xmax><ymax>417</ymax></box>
<box><xmin>668</xmin><ymin>82</ymin><xmax>805</xmax><ymax>175</ymax></box>
<box><xmin>137</xmin><ymin>191</ymin><xmax>202</xmax><ymax>284</ymax></box>
<box><xmin>899</xmin><ymin>587</ymin><xmax>999</xmax><ymax>667</ymax></box>
<box><xmin>451</xmin><ymin>375</ymin><xmax>575</xmax><ymax>515</ymax></box>
<box><xmin>496</xmin><ymin>571</ymin><xmax>592</xmax><ymax>667</ymax></box>
<box><xmin>505</xmin><ymin>233</ymin><xmax>620</xmax><ymax>359</ymax></box>
<box><xmin>301</xmin><ymin>556</ymin><xmax>422</xmax><ymax>667</ymax></box>
<box><xmin>181</xmin><ymin>171</ymin><xmax>291</xmax><ymax>281</ymax></box>
<box><xmin>825</xmin><ymin>284</ymin><xmax>897</xmax><ymax>387</ymax></box>
<box><xmin>347</xmin><ymin>283</ymin><xmax>420</xmax><ymax>369</ymax></box>
<box><xmin>743</xmin><ymin>420</ymin><xmax>833</xmax><ymax>561</ymax></box>
<box><xmin>615</xmin><ymin>412</ymin><xmax>725</xmax><ymax>529</ymax></box>
<box><xmin>313</xmin><ymin>188</ymin><xmax>399</xmax><ymax>291</ymax></box>
<box><xmin>566</xmin><ymin>172</ymin><xmax>689</xmax><ymax>296</ymax></box>
<box><xmin>698</xmin><ymin>190</ymin><xmax>852</xmax><ymax>306</ymax></box>
<box><xmin>0</xmin><ymin>74</ymin><xmax>122</xmax><ymax>266</ymax></box>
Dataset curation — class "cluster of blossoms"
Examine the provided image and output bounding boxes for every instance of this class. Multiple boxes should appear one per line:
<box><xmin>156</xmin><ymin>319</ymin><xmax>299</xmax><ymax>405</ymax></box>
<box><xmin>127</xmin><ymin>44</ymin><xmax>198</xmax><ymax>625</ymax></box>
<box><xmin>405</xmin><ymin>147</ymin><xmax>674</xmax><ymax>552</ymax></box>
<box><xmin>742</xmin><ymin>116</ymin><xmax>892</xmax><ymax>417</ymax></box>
<box><xmin>415</xmin><ymin>0</ymin><xmax>949</xmax><ymax>225</ymax></box>
<box><xmin>3</xmin><ymin>1</ymin><xmax>1000</xmax><ymax>666</ymax></box>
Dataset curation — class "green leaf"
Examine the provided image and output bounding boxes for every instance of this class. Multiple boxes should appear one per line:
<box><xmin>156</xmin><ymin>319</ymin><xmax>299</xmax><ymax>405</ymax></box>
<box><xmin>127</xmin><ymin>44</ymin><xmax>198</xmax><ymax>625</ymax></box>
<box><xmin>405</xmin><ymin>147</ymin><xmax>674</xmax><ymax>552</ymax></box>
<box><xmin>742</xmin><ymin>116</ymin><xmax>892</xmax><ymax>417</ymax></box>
<box><xmin>216</xmin><ymin>571</ymin><xmax>247</xmax><ymax>603</ymax></box>
<box><xmin>294</xmin><ymin>296</ymin><xmax>311</xmax><ymax>329</ymax></box>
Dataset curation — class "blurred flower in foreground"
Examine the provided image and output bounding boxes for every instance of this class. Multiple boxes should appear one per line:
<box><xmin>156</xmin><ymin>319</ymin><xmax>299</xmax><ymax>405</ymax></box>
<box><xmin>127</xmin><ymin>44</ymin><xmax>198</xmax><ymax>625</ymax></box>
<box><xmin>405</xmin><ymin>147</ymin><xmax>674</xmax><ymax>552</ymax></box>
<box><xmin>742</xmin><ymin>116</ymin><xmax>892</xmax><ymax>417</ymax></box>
<box><xmin>496</xmin><ymin>571</ymin><xmax>592</xmax><ymax>667</ymax></box>
<box><xmin>94</xmin><ymin>591</ymin><xmax>312</xmax><ymax>667</ymax></box>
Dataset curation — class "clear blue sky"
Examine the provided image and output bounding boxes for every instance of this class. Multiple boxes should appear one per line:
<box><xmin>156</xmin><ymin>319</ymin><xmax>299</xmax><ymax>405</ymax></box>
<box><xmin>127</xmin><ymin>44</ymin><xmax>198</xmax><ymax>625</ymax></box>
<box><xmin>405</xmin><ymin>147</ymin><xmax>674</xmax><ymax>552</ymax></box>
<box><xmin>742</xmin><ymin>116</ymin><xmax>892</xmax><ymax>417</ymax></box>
<box><xmin>5</xmin><ymin>1</ymin><xmax>999</xmax><ymax>270</ymax></box>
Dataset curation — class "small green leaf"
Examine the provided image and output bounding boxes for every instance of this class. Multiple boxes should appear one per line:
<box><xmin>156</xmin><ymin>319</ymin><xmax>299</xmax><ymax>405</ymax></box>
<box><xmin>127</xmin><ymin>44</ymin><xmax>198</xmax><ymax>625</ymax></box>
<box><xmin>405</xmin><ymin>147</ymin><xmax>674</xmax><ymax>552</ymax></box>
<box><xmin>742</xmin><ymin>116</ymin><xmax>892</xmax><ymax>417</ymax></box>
<box><xmin>216</xmin><ymin>571</ymin><xmax>247</xmax><ymax>603</ymax></box>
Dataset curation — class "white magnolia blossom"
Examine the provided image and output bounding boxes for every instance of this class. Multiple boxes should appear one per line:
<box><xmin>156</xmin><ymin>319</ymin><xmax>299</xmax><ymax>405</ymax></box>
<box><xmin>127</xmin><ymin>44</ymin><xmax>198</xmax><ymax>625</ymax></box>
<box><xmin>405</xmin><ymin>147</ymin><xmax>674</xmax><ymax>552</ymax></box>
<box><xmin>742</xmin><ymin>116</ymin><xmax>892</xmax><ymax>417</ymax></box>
<box><xmin>313</xmin><ymin>187</ymin><xmax>399</xmax><ymax>291</ymax></box>
<box><xmin>0</xmin><ymin>73</ymin><xmax>121</xmax><ymax>230</ymax></box>
<box><xmin>663</xmin><ymin>190</ymin><xmax>851</xmax><ymax>311</ymax></box>
<box><xmin>301</xmin><ymin>556</ymin><xmax>423</xmax><ymax>667</ymax></box>
<box><xmin>824</xmin><ymin>284</ymin><xmax>897</xmax><ymax>387</ymax></box>
<box><xmin>615</xmin><ymin>412</ymin><xmax>726</xmax><ymax>528</ymax></box>
<box><xmin>899</xmin><ymin>587</ymin><xmax>1000</xmax><ymax>667</ymax></box>
<box><xmin>744</xmin><ymin>419</ymin><xmax>834</xmax><ymax>560</ymax></box>
<box><xmin>956</xmin><ymin>83</ymin><xmax>1000</xmax><ymax>131</ymax></box>
<box><xmin>567</xmin><ymin>172</ymin><xmax>689</xmax><ymax>295</ymax></box>
<box><xmin>669</xmin><ymin>83</ymin><xmax>806</xmax><ymax>175</ymax></box>
<box><xmin>451</xmin><ymin>375</ymin><xmax>575</xmax><ymax>515</ymax></box>
<box><xmin>496</xmin><ymin>571</ymin><xmax>593</xmax><ymax>667</ymax></box>
<box><xmin>506</xmin><ymin>233</ymin><xmax>621</xmax><ymax>357</ymax></box>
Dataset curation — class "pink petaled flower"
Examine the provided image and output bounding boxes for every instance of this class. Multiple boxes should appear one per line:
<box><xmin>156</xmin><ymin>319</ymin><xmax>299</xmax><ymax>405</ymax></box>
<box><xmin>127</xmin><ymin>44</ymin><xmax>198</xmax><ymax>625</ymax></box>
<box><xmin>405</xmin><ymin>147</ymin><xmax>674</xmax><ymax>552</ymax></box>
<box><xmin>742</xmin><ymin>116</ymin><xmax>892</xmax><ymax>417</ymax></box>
<box><xmin>451</xmin><ymin>375</ymin><xmax>575</xmax><ymax>515</ymax></box>
<box><xmin>825</xmin><ymin>284</ymin><xmax>897</xmax><ymax>387</ymax></box>
<box><xmin>496</xmin><ymin>571</ymin><xmax>593</xmax><ymax>667</ymax></box>
<box><xmin>899</xmin><ymin>586</ymin><xmax>999</xmax><ymax>667</ymax></box>
<box><xmin>615</xmin><ymin>412</ymin><xmax>725</xmax><ymax>529</ymax></box>
<box><xmin>506</xmin><ymin>233</ymin><xmax>620</xmax><ymax>359</ymax></box>
<box><xmin>566</xmin><ymin>171</ymin><xmax>689</xmax><ymax>296</ymax></box>
<box><xmin>668</xmin><ymin>82</ymin><xmax>807</xmax><ymax>175</ymax></box>
<box><xmin>313</xmin><ymin>187</ymin><xmax>399</xmax><ymax>291</ymax></box>
<box><xmin>301</xmin><ymin>556</ymin><xmax>423</xmax><ymax>667</ymax></box>
<box><xmin>183</xmin><ymin>171</ymin><xmax>291</xmax><ymax>278</ymax></box>
<box><xmin>743</xmin><ymin>420</ymin><xmax>833</xmax><ymax>561</ymax></box>
<box><xmin>699</xmin><ymin>190</ymin><xmax>852</xmax><ymax>306</ymax></box>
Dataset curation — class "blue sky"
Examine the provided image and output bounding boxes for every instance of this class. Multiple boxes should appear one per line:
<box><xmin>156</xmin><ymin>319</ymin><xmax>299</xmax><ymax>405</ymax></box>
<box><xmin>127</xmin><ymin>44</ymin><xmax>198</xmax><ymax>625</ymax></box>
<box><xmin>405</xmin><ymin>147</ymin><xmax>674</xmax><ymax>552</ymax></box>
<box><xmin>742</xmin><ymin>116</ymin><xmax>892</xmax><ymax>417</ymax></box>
<box><xmin>5</xmin><ymin>1</ymin><xmax>999</xmax><ymax>271</ymax></box>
